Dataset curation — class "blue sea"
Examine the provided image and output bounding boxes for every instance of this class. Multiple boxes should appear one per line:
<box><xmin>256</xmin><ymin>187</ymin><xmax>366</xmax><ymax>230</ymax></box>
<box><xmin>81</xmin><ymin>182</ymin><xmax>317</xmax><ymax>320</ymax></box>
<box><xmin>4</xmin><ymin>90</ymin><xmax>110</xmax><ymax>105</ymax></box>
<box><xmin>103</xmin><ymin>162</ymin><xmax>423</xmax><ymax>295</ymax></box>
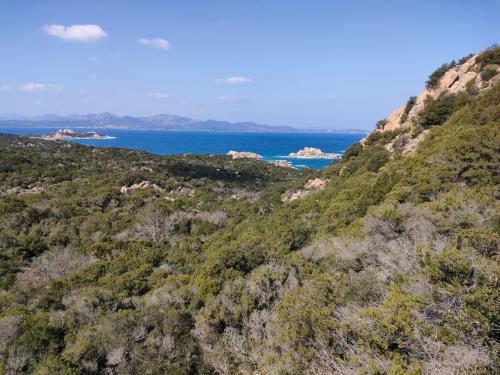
<box><xmin>0</xmin><ymin>127</ymin><xmax>365</xmax><ymax>169</ymax></box>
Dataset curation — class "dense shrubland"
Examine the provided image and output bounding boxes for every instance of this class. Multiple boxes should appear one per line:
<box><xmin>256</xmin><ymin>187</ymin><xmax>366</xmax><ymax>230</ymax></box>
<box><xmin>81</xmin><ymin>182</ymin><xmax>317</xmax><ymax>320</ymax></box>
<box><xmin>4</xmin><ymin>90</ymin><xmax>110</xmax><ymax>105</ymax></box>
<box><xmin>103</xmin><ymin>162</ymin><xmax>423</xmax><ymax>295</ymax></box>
<box><xmin>0</xmin><ymin>66</ymin><xmax>499</xmax><ymax>373</ymax></box>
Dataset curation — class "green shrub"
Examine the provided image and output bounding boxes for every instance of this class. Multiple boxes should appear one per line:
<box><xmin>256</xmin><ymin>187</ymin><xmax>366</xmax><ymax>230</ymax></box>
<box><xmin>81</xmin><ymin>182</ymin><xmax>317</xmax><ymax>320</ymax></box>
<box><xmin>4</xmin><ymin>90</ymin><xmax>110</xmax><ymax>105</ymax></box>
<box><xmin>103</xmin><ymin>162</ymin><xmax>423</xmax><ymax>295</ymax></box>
<box><xmin>458</xmin><ymin>53</ymin><xmax>474</xmax><ymax>65</ymax></box>
<box><xmin>400</xmin><ymin>96</ymin><xmax>417</xmax><ymax>124</ymax></box>
<box><xmin>457</xmin><ymin>228</ymin><xmax>499</xmax><ymax>257</ymax></box>
<box><xmin>480</xmin><ymin>64</ymin><xmax>498</xmax><ymax>81</ymax></box>
<box><xmin>376</xmin><ymin>119</ymin><xmax>388</xmax><ymax>129</ymax></box>
<box><xmin>419</xmin><ymin>93</ymin><xmax>470</xmax><ymax>128</ymax></box>
<box><xmin>426</xmin><ymin>61</ymin><xmax>457</xmax><ymax>89</ymax></box>
<box><xmin>428</xmin><ymin>248</ymin><xmax>475</xmax><ymax>286</ymax></box>
<box><xmin>476</xmin><ymin>44</ymin><xmax>500</xmax><ymax>67</ymax></box>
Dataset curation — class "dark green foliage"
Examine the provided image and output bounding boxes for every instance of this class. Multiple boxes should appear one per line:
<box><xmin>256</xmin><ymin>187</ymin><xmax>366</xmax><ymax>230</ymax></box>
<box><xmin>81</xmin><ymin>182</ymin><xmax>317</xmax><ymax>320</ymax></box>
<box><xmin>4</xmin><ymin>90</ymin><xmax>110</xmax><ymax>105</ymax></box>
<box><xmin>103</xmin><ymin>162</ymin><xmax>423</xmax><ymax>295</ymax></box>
<box><xmin>426</xmin><ymin>61</ymin><xmax>457</xmax><ymax>89</ymax></box>
<box><xmin>400</xmin><ymin>96</ymin><xmax>417</xmax><ymax>123</ymax></box>
<box><xmin>476</xmin><ymin>44</ymin><xmax>500</xmax><ymax>67</ymax></box>
<box><xmin>0</xmin><ymin>81</ymin><xmax>498</xmax><ymax>373</ymax></box>
<box><xmin>481</xmin><ymin>64</ymin><xmax>498</xmax><ymax>81</ymax></box>
<box><xmin>375</xmin><ymin>119</ymin><xmax>388</xmax><ymax>129</ymax></box>
<box><xmin>419</xmin><ymin>93</ymin><xmax>471</xmax><ymax>128</ymax></box>
<box><xmin>458</xmin><ymin>53</ymin><xmax>474</xmax><ymax>65</ymax></box>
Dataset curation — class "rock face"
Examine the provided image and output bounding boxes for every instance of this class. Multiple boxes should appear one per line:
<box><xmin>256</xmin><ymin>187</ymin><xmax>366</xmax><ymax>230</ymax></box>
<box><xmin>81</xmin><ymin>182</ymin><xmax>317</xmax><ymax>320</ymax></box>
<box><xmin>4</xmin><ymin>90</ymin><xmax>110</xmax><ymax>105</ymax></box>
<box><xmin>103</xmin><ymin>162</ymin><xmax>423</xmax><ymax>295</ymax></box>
<box><xmin>304</xmin><ymin>178</ymin><xmax>326</xmax><ymax>190</ymax></box>
<box><xmin>288</xmin><ymin>147</ymin><xmax>340</xmax><ymax>159</ymax></box>
<box><xmin>227</xmin><ymin>150</ymin><xmax>262</xmax><ymax>160</ymax></box>
<box><xmin>272</xmin><ymin>160</ymin><xmax>292</xmax><ymax>168</ymax></box>
<box><xmin>363</xmin><ymin>52</ymin><xmax>500</xmax><ymax>153</ymax></box>
<box><xmin>120</xmin><ymin>181</ymin><xmax>164</xmax><ymax>194</ymax></box>
<box><xmin>282</xmin><ymin>178</ymin><xmax>327</xmax><ymax>202</ymax></box>
<box><xmin>381</xmin><ymin>55</ymin><xmax>484</xmax><ymax>133</ymax></box>
<box><xmin>35</xmin><ymin>129</ymin><xmax>114</xmax><ymax>141</ymax></box>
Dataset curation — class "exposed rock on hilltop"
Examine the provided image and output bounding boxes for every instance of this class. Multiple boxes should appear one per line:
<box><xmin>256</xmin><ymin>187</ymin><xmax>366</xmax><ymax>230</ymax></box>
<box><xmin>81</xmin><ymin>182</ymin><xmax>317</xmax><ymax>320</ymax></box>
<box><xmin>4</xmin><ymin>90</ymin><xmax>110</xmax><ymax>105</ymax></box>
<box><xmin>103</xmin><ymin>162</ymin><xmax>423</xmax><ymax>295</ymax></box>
<box><xmin>381</xmin><ymin>54</ymin><xmax>498</xmax><ymax>133</ymax></box>
<box><xmin>288</xmin><ymin>147</ymin><xmax>340</xmax><ymax>159</ymax></box>
<box><xmin>363</xmin><ymin>46</ymin><xmax>500</xmax><ymax>154</ymax></box>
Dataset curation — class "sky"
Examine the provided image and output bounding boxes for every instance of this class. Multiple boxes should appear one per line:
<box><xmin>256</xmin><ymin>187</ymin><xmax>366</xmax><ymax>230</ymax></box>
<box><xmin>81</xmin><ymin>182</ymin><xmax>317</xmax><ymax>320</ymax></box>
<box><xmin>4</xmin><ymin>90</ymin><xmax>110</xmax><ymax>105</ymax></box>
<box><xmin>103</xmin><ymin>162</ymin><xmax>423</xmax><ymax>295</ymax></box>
<box><xmin>0</xmin><ymin>0</ymin><xmax>498</xmax><ymax>130</ymax></box>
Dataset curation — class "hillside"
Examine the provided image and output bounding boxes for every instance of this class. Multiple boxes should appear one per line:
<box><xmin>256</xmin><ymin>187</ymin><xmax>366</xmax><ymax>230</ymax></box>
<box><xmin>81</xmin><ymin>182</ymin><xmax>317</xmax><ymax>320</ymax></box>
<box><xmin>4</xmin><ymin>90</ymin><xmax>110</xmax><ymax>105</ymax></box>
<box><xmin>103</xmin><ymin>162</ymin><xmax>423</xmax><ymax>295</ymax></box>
<box><xmin>0</xmin><ymin>46</ymin><xmax>499</xmax><ymax>374</ymax></box>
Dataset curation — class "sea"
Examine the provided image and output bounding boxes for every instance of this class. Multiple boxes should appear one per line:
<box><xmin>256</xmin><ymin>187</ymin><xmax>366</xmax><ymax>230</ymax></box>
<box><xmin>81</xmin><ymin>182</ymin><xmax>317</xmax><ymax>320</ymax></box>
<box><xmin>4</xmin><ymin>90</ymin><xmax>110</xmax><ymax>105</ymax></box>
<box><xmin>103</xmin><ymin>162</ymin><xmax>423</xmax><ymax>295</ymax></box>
<box><xmin>0</xmin><ymin>127</ymin><xmax>365</xmax><ymax>169</ymax></box>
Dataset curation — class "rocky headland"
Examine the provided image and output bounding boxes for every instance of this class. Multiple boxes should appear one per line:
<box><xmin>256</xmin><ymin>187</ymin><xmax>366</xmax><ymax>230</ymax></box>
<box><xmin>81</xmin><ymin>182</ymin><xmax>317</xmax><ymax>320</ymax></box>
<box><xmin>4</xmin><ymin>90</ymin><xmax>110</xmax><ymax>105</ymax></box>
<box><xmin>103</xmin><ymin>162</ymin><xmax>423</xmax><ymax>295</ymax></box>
<box><xmin>34</xmin><ymin>129</ymin><xmax>114</xmax><ymax>141</ymax></box>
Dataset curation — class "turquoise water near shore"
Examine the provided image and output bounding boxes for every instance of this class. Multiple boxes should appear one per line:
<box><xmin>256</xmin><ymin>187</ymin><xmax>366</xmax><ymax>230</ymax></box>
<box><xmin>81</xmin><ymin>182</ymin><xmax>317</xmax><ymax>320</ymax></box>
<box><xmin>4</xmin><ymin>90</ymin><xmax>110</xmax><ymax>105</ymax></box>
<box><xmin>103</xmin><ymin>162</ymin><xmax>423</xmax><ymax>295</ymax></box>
<box><xmin>0</xmin><ymin>127</ymin><xmax>365</xmax><ymax>169</ymax></box>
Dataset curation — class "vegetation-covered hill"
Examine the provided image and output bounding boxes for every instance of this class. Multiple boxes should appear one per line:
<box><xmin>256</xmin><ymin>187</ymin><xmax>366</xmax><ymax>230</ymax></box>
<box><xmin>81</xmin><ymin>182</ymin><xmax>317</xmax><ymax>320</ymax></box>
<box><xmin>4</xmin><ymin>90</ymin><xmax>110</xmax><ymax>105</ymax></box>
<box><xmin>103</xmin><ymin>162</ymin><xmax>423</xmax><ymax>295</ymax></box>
<box><xmin>0</xmin><ymin>47</ymin><xmax>499</xmax><ymax>374</ymax></box>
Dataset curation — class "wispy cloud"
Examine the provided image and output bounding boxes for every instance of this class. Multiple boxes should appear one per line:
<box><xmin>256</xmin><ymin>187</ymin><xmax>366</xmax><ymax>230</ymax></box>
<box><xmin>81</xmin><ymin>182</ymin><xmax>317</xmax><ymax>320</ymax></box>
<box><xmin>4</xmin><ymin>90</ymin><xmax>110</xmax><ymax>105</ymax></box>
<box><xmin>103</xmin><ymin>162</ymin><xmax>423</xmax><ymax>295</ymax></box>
<box><xmin>215</xmin><ymin>76</ymin><xmax>251</xmax><ymax>85</ymax></box>
<box><xmin>20</xmin><ymin>83</ymin><xmax>63</xmax><ymax>92</ymax></box>
<box><xmin>138</xmin><ymin>38</ymin><xmax>170</xmax><ymax>49</ymax></box>
<box><xmin>217</xmin><ymin>95</ymin><xmax>235</xmax><ymax>103</ymax></box>
<box><xmin>1</xmin><ymin>84</ymin><xmax>12</xmax><ymax>91</ymax></box>
<box><xmin>87</xmin><ymin>56</ymin><xmax>100</xmax><ymax>63</ymax></box>
<box><xmin>44</xmin><ymin>24</ymin><xmax>108</xmax><ymax>41</ymax></box>
<box><xmin>147</xmin><ymin>92</ymin><xmax>169</xmax><ymax>99</ymax></box>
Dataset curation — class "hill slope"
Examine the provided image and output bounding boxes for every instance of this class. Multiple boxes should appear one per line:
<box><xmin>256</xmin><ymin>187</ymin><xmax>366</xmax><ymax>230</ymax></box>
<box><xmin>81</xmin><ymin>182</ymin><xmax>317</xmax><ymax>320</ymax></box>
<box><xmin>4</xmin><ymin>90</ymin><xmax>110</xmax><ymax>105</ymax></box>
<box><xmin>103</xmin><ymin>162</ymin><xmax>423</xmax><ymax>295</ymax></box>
<box><xmin>0</xmin><ymin>47</ymin><xmax>498</xmax><ymax>374</ymax></box>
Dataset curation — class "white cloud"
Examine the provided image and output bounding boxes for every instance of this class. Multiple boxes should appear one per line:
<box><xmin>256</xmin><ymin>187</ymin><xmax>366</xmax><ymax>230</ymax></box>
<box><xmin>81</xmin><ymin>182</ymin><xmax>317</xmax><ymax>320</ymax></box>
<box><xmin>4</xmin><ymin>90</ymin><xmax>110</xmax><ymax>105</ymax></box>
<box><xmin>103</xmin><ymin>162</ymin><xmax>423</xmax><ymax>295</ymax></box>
<box><xmin>89</xmin><ymin>74</ymin><xmax>97</xmax><ymax>80</ymax></box>
<box><xmin>147</xmin><ymin>92</ymin><xmax>169</xmax><ymax>99</ymax></box>
<box><xmin>44</xmin><ymin>24</ymin><xmax>108</xmax><ymax>41</ymax></box>
<box><xmin>87</xmin><ymin>56</ymin><xmax>100</xmax><ymax>63</ymax></box>
<box><xmin>138</xmin><ymin>38</ymin><xmax>170</xmax><ymax>49</ymax></box>
<box><xmin>217</xmin><ymin>95</ymin><xmax>235</xmax><ymax>103</ymax></box>
<box><xmin>1</xmin><ymin>84</ymin><xmax>12</xmax><ymax>91</ymax></box>
<box><xmin>215</xmin><ymin>76</ymin><xmax>251</xmax><ymax>85</ymax></box>
<box><xmin>20</xmin><ymin>83</ymin><xmax>63</xmax><ymax>92</ymax></box>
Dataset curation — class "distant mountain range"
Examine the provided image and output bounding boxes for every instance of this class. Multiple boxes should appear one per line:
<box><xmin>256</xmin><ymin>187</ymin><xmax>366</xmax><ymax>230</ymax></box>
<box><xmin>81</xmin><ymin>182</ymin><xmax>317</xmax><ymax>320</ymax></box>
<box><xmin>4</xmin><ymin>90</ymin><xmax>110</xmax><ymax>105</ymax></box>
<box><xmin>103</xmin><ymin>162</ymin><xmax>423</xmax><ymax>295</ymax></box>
<box><xmin>0</xmin><ymin>113</ymin><xmax>368</xmax><ymax>133</ymax></box>
<box><xmin>0</xmin><ymin>113</ymin><xmax>298</xmax><ymax>132</ymax></box>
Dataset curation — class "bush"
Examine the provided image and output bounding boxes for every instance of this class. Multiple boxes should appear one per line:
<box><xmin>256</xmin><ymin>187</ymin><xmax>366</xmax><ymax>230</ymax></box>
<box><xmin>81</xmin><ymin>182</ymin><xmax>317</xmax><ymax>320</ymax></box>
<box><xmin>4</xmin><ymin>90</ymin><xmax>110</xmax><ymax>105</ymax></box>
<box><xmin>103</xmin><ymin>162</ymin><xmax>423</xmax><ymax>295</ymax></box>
<box><xmin>476</xmin><ymin>44</ymin><xmax>500</xmax><ymax>68</ymax></box>
<box><xmin>400</xmin><ymin>96</ymin><xmax>417</xmax><ymax>124</ymax></box>
<box><xmin>426</xmin><ymin>61</ymin><xmax>457</xmax><ymax>89</ymax></box>
<box><xmin>419</xmin><ymin>94</ymin><xmax>470</xmax><ymax>128</ymax></box>
<box><xmin>376</xmin><ymin>119</ymin><xmax>388</xmax><ymax>129</ymax></box>
<box><xmin>458</xmin><ymin>53</ymin><xmax>474</xmax><ymax>65</ymax></box>
<box><xmin>480</xmin><ymin>64</ymin><xmax>497</xmax><ymax>81</ymax></box>
<box><xmin>457</xmin><ymin>228</ymin><xmax>499</xmax><ymax>257</ymax></box>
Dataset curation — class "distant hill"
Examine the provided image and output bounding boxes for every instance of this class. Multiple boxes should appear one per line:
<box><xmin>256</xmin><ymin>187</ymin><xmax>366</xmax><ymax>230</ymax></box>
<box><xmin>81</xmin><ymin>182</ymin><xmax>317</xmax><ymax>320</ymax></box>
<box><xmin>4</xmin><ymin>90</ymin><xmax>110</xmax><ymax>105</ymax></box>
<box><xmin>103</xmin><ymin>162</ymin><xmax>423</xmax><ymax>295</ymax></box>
<box><xmin>0</xmin><ymin>113</ymin><xmax>299</xmax><ymax>132</ymax></box>
<box><xmin>0</xmin><ymin>113</ymin><xmax>370</xmax><ymax>133</ymax></box>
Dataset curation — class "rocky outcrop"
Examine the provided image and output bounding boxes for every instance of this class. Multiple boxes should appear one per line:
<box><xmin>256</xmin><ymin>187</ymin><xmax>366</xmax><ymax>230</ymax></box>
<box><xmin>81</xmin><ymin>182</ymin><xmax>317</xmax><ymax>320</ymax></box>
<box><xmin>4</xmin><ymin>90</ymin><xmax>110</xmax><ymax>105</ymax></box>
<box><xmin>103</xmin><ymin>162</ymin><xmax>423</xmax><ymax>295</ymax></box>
<box><xmin>381</xmin><ymin>55</ymin><xmax>499</xmax><ymax>133</ymax></box>
<box><xmin>120</xmin><ymin>181</ymin><xmax>164</xmax><ymax>194</ymax></box>
<box><xmin>272</xmin><ymin>160</ymin><xmax>292</xmax><ymax>168</ymax></box>
<box><xmin>384</xmin><ymin>130</ymin><xmax>430</xmax><ymax>154</ymax></box>
<box><xmin>304</xmin><ymin>178</ymin><xmax>326</xmax><ymax>190</ymax></box>
<box><xmin>363</xmin><ymin>52</ymin><xmax>499</xmax><ymax>152</ymax></box>
<box><xmin>227</xmin><ymin>150</ymin><xmax>262</xmax><ymax>160</ymax></box>
<box><xmin>282</xmin><ymin>178</ymin><xmax>327</xmax><ymax>202</ymax></box>
<box><xmin>2</xmin><ymin>185</ymin><xmax>45</xmax><ymax>196</ymax></box>
<box><xmin>288</xmin><ymin>147</ymin><xmax>340</xmax><ymax>159</ymax></box>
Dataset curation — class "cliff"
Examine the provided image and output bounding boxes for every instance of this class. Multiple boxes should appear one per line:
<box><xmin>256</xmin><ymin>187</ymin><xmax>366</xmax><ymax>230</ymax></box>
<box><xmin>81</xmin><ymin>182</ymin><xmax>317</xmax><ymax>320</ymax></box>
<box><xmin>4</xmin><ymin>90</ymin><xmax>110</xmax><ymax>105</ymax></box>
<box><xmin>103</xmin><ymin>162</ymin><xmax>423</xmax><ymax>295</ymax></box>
<box><xmin>363</xmin><ymin>46</ymin><xmax>500</xmax><ymax>154</ymax></box>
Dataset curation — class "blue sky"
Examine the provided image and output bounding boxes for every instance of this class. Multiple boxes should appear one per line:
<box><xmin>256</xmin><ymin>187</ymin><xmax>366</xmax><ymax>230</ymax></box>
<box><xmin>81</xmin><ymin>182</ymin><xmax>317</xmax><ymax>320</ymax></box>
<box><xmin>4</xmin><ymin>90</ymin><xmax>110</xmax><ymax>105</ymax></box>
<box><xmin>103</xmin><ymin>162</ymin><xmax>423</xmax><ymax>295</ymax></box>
<box><xmin>0</xmin><ymin>0</ymin><xmax>498</xmax><ymax>129</ymax></box>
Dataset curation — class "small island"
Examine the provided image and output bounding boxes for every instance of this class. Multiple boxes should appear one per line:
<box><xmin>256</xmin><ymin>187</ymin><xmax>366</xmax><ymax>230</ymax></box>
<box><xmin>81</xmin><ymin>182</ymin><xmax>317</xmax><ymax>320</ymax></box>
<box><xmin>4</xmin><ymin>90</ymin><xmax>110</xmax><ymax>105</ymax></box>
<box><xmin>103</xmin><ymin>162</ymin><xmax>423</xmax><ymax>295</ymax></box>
<box><xmin>227</xmin><ymin>150</ymin><xmax>262</xmax><ymax>160</ymax></box>
<box><xmin>288</xmin><ymin>147</ymin><xmax>340</xmax><ymax>159</ymax></box>
<box><xmin>34</xmin><ymin>129</ymin><xmax>114</xmax><ymax>141</ymax></box>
